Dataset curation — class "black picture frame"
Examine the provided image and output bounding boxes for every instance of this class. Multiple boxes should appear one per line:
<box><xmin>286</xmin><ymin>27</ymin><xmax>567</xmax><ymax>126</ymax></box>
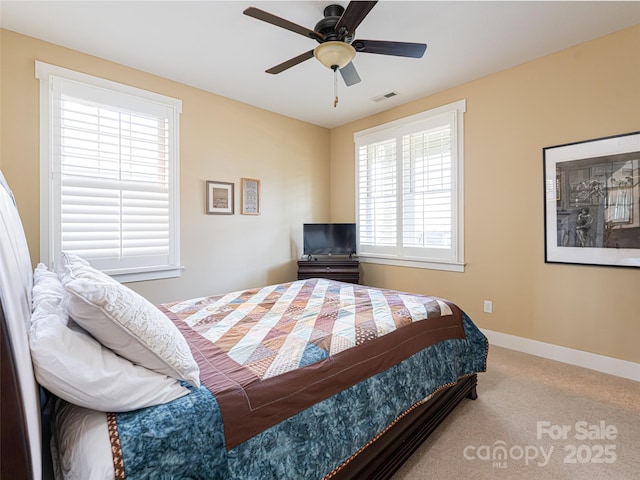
<box><xmin>543</xmin><ymin>131</ymin><xmax>640</xmax><ymax>268</ymax></box>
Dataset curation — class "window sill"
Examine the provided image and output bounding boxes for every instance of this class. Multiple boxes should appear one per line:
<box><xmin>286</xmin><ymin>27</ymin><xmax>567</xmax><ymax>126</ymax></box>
<box><xmin>358</xmin><ymin>255</ymin><xmax>465</xmax><ymax>273</ymax></box>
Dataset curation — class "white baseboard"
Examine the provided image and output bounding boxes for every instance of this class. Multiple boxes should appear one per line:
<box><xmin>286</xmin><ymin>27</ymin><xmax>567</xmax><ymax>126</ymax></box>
<box><xmin>481</xmin><ymin>329</ymin><xmax>640</xmax><ymax>383</ymax></box>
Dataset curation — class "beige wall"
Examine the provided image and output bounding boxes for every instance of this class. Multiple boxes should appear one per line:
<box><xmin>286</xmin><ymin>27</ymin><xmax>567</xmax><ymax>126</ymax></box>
<box><xmin>0</xmin><ymin>29</ymin><xmax>331</xmax><ymax>303</ymax></box>
<box><xmin>330</xmin><ymin>25</ymin><xmax>640</xmax><ymax>364</ymax></box>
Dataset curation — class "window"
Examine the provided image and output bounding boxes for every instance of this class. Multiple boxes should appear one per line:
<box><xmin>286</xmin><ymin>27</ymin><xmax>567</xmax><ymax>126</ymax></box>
<box><xmin>36</xmin><ymin>61</ymin><xmax>182</xmax><ymax>282</ymax></box>
<box><xmin>355</xmin><ymin>100</ymin><xmax>465</xmax><ymax>272</ymax></box>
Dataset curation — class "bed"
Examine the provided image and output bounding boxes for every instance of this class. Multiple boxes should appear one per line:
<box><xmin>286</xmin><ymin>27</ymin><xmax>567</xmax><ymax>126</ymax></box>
<box><xmin>0</xmin><ymin>170</ymin><xmax>488</xmax><ymax>480</ymax></box>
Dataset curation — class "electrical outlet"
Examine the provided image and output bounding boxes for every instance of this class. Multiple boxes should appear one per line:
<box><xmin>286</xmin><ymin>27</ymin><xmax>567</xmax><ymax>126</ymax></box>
<box><xmin>483</xmin><ymin>300</ymin><xmax>493</xmax><ymax>313</ymax></box>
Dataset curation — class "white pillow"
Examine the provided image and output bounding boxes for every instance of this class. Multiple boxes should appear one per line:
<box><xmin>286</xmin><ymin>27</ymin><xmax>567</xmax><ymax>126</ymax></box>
<box><xmin>57</xmin><ymin>252</ymin><xmax>108</xmax><ymax>285</ymax></box>
<box><xmin>58</xmin><ymin>255</ymin><xmax>200</xmax><ymax>388</ymax></box>
<box><xmin>30</xmin><ymin>305</ymin><xmax>190</xmax><ymax>412</ymax></box>
<box><xmin>33</xmin><ymin>263</ymin><xmax>65</xmax><ymax>311</ymax></box>
<box><xmin>29</xmin><ymin>264</ymin><xmax>190</xmax><ymax>411</ymax></box>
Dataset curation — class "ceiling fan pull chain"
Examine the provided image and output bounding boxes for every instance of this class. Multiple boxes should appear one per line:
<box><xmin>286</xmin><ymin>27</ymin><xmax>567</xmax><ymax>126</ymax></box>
<box><xmin>333</xmin><ymin>67</ymin><xmax>339</xmax><ymax>108</ymax></box>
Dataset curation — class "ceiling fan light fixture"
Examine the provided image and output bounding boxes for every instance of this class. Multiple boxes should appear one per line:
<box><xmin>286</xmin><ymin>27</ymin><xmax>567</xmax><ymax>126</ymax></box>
<box><xmin>314</xmin><ymin>41</ymin><xmax>356</xmax><ymax>70</ymax></box>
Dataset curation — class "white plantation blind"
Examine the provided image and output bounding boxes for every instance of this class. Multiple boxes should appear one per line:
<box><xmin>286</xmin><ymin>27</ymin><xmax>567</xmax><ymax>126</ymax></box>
<box><xmin>402</xmin><ymin>124</ymin><xmax>453</xmax><ymax>256</ymax></box>
<box><xmin>358</xmin><ymin>138</ymin><xmax>397</xmax><ymax>254</ymax></box>
<box><xmin>37</xmin><ymin>62</ymin><xmax>182</xmax><ymax>281</ymax></box>
<box><xmin>355</xmin><ymin>100</ymin><xmax>465</xmax><ymax>271</ymax></box>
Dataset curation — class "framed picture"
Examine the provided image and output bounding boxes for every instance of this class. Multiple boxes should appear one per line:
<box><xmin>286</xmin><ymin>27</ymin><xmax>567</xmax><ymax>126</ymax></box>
<box><xmin>543</xmin><ymin>131</ymin><xmax>640</xmax><ymax>268</ymax></box>
<box><xmin>206</xmin><ymin>180</ymin><xmax>234</xmax><ymax>215</ymax></box>
<box><xmin>241</xmin><ymin>178</ymin><xmax>260</xmax><ymax>215</ymax></box>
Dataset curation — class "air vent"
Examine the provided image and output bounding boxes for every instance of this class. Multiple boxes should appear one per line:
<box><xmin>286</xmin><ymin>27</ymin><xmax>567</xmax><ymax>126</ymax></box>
<box><xmin>371</xmin><ymin>91</ymin><xmax>399</xmax><ymax>103</ymax></box>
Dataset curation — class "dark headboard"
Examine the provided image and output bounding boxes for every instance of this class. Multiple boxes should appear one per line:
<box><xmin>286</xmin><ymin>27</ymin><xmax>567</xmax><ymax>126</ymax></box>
<box><xmin>1</xmin><ymin>302</ymin><xmax>33</xmax><ymax>479</ymax></box>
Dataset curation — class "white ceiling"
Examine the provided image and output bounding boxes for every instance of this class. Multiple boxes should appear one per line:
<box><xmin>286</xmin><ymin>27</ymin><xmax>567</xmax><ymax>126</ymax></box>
<box><xmin>2</xmin><ymin>1</ymin><xmax>640</xmax><ymax>128</ymax></box>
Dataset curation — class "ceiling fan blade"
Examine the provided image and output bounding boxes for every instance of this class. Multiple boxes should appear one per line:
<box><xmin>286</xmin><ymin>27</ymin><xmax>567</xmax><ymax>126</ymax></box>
<box><xmin>266</xmin><ymin>50</ymin><xmax>315</xmax><ymax>74</ymax></box>
<box><xmin>352</xmin><ymin>39</ymin><xmax>427</xmax><ymax>58</ymax></box>
<box><xmin>335</xmin><ymin>1</ymin><xmax>378</xmax><ymax>37</ymax></box>
<box><xmin>340</xmin><ymin>62</ymin><xmax>361</xmax><ymax>86</ymax></box>
<box><xmin>243</xmin><ymin>7</ymin><xmax>323</xmax><ymax>41</ymax></box>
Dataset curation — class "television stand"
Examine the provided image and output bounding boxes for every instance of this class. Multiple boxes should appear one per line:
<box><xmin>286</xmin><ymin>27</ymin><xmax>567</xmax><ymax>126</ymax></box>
<box><xmin>297</xmin><ymin>257</ymin><xmax>360</xmax><ymax>284</ymax></box>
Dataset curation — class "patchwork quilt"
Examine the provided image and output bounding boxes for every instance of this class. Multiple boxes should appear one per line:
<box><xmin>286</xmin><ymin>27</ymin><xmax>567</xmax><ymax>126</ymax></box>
<box><xmin>161</xmin><ymin>278</ymin><xmax>466</xmax><ymax>448</ymax></box>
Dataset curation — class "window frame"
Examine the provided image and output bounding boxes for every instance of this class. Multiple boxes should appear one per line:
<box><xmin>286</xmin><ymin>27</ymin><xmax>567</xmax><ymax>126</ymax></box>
<box><xmin>36</xmin><ymin>61</ymin><xmax>182</xmax><ymax>282</ymax></box>
<box><xmin>354</xmin><ymin>100</ymin><xmax>466</xmax><ymax>273</ymax></box>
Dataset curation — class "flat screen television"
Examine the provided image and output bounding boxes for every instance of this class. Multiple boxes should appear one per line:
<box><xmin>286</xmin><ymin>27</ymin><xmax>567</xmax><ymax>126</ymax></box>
<box><xmin>303</xmin><ymin>223</ymin><xmax>356</xmax><ymax>257</ymax></box>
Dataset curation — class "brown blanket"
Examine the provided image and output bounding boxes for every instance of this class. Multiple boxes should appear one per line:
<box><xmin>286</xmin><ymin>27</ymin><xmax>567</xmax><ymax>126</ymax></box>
<box><xmin>160</xmin><ymin>278</ymin><xmax>465</xmax><ymax>449</ymax></box>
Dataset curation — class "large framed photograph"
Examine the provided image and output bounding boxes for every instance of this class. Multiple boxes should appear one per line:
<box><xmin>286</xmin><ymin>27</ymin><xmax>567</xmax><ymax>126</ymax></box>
<box><xmin>543</xmin><ymin>131</ymin><xmax>640</xmax><ymax>268</ymax></box>
<box><xmin>206</xmin><ymin>180</ymin><xmax>234</xmax><ymax>215</ymax></box>
<box><xmin>241</xmin><ymin>177</ymin><xmax>260</xmax><ymax>215</ymax></box>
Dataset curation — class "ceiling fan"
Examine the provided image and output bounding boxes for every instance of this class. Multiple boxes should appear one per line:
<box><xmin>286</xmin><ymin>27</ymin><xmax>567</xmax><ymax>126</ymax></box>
<box><xmin>243</xmin><ymin>1</ymin><xmax>427</xmax><ymax>87</ymax></box>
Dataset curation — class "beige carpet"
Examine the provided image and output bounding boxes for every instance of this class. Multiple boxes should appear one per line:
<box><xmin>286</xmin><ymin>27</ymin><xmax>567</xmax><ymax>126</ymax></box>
<box><xmin>392</xmin><ymin>345</ymin><xmax>640</xmax><ymax>480</ymax></box>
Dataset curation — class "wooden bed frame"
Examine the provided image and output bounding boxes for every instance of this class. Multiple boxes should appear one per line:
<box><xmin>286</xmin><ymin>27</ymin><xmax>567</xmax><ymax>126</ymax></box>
<box><xmin>1</xmin><ymin>303</ymin><xmax>34</xmax><ymax>479</ymax></box>
<box><xmin>1</xmin><ymin>300</ymin><xmax>478</xmax><ymax>480</ymax></box>
<box><xmin>333</xmin><ymin>374</ymin><xmax>477</xmax><ymax>480</ymax></box>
